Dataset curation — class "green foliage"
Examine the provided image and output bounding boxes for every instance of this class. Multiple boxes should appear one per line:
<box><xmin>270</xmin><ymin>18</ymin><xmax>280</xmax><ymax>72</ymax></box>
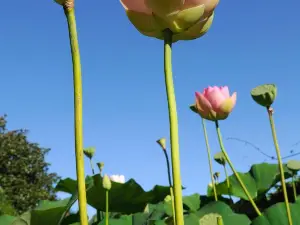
<box><xmin>0</xmin><ymin>115</ymin><xmax>60</xmax><ymax>214</ymax></box>
<box><xmin>55</xmin><ymin>174</ymin><xmax>171</xmax><ymax>213</ymax></box>
<box><xmin>0</xmin><ymin>188</ymin><xmax>17</xmax><ymax>216</ymax></box>
<box><xmin>209</xmin><ymin>163</ymin><xmax>293</xmax><ymax>200</ymax></box>
<box><xmin>1</xmin><ymin>162</ymin><xmax>300</xmax><ymax>224</ymax></box>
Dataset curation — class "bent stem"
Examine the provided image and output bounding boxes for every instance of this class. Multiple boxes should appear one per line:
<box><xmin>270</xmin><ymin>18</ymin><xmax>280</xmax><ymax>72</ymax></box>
<box><xmin>201</xmin><ymin>118</ymin><xmax>218</xmax><ymax>201</ymax></box>
<box><xmin>105</xmin><ymin>190</ymin><xmax>109</xmax><ymax>225</ymax></box>
<box><xmin>223</xmin><ymin>165</ymin><xmax>232</xmax><ymax>201</ymax></box>
<box><xmin>163</xmin><ymin>29</ymin><xmax>184</xmax><ymax>225</ymax></box>
<box><xmin>215</xmin><ymin>121</ymin><xmax>262</xmax><ymax>216</ymax></box>
<box><xmin>267</xmin><ymin>107</ymin><xmax>293</xmax><ymax>225</ymax></box>
<box><xmin>64</xmin><ymin>6</ymin><xmax>88</xmax><ymax>225</ymax></box>
<box><xmin>163</xmin><ymin>149</ymin><xmax>176</xmax><ymax>225</ymax></box>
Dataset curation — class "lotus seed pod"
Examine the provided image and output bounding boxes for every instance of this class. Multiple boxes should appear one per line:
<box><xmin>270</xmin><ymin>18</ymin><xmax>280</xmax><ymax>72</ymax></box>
<box><xmin>97</xmin><ymin>162</ymin><xmax>104</xmax><ymax>171</ymax></box>
<box><xmin>214</xmin><ymin>152</ymin><xmax>226</xmax><ymax>166</ymax></box>
<box><xmin>102</xmin><ymin>174</ymin><xmax>112</xmax><ymax>190</ymax></box>
<box><xmin>157</xmin><ymin>138</ymin><xmax>167</xmax><ymax>151</ymax></box>
<box><xmin>287</xmin><ymin>160</ymin><xmax>300</xmax><ymax>173</ymax></box>
<box><xmin>251</xmin><ymin>84</ymin><xmax>277</xmax><ymax>107</ymax></box>
<box><xmin>83</xmin><ymin>147</ymin><xmax>95</xmax><ymax>159</ymax></box>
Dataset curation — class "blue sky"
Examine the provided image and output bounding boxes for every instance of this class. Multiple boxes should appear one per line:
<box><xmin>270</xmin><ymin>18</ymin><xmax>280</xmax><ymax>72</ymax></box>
<box><xmin>1</xmin><ymin>0</ymin><xmax>300</xmax><ymax>217</ymax></box>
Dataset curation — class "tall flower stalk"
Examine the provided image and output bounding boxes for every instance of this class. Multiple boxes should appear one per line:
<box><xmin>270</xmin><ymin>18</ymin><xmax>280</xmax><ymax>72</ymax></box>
<box><xmin>215</xmin><ymin>120</ymin><xmax>261</xmax><ymax>216</ymax></box>
<box><xmin>223</xmin><ymin>164</ymin><xmax>232</xmax><ymax>201</ymax></box>
<box><xmin>201</xmin><ymin>118</ymin><xmax>218</xmax><ymax>201</ymax></box>
<box><xmin>163</xmin><ymin>29</ymin><xmax>184</xmax><ymax>225</ymax></box>
<box><xmin>251</xmin><ymin>84</ymin><xmax>292</xmax><ymax>224</ymax></box>
<box><xmin>103</xmin><ymin>175</ymin><xmax>111</xmax><ymax>225</ymax></box>
<box><xmin>292</xmin><ymin>175</ymin><xmax>297</xmax><ymax>202</ymax></box>
<box><xmin>54</xmin><ymin>0</ymin><xmax>88</xmax><ymax>224</ymax></box>
<box><xmin>267</xmin><ymin>107</ymin><xmax>293</xmax><ymax>225</ymax></box>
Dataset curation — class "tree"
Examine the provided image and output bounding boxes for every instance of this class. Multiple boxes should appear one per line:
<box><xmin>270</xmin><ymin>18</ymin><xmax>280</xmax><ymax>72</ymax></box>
<box><xmin>0</xmin><ymin>115</ymin><xmax>60</xmax><ymax>214</ymax></box>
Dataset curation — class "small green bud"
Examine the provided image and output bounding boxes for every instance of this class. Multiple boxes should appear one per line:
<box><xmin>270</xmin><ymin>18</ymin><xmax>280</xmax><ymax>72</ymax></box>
<box><xmin>83</xmin><ymin>147</ymin><xmax>95</xmax><ymax>159</ymax></box>
<box><xmin>251</xmin><ymin>84</ymin><xmax>277</xmax><ymax>107</ymax></box>
<box><xmin>213</xmin><ymin>172</ymin><xmax>220</xmax><ymax>181</ymax></box>
<box><xmin>156</xmin><ymin>138</ymin><xmax>167</xmax><ymax>151</ymax></box>
<box><xmin>97</xmin><ymin>162</ymin><xmax>104</xmax><ymax>172</ymax></box>
<box><xmin>214</xmin><ymin>152</ymin><xmax>226</xmax><ymax>166</ymax></box>
<box><xmin>102</xmin><ymin>174</ymin><xmax>111</xmax><ymax>190</ymax></box>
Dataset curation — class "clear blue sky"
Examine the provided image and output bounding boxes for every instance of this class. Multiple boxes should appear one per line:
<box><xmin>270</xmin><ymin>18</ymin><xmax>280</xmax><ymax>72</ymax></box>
<box><xmin>1</xmin><ymin>0</ymin><xmax>300</xmax><ymax>216</ymax></box>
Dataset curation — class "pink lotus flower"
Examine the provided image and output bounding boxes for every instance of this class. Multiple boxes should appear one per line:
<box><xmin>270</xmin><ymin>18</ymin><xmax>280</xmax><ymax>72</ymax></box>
<box><xmin>120</xmin><ymin>0</ymin><xmax>219</xmax><ymax>42</ymax></box>
<box><xmin>194</xmin><ymin>86</ymin><xmax>237</xmax><ymax>121</ymax></box>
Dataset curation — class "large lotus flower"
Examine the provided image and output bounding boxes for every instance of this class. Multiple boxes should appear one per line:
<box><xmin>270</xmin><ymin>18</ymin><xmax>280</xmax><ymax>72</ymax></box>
<box><xmin>110</xmin><ymin>175</ymin><xmax>126</xmax><ymax>183</ymax></box>
<box><xmin>192</xmin><ymin>86</ymin><xmax>237</xmax><ymax>121</ymax></box>
<box><xmin>120</xmin><ymin>0</ymin><xmax>219</xmax><ymax>42</ymax></box>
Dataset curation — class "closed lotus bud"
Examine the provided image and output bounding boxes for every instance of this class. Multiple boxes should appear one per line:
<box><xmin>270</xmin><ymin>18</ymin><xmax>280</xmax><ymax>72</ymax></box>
<box><xmin>191</xmin><ymin>86</ymin><xmax>237</xmax><ymax>121</ymax></box>
<box><xmin>156</xmin><ymin>138</ymin><xmax>167</xmax><ymax>151</ymax></box>
<box><xmin>251</xmin><ymin>84</ymin><xmax>277</xmax><ymax>108</ymax></box>
<box><xmin>120</xmin><ymin>0</ymin><xmax>219</xmax><ymax>42</ymax></box>
<box><xmin>102</xmin><ymin>174</ymin><xmax>112</xmax><ymax>190</ymax></box>
<box><xmin>83</xmin><ymin>147</ymin><xmax>95</xmax><ymax>160</ymax></box>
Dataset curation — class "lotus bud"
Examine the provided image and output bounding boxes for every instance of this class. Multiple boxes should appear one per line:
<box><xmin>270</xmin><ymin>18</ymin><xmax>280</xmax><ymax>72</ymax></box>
<box><xmin>120</xmin><ymin>0</ymin><xmax>219</xmax><ymax>42</ymax></box>
<box><xmin>191</xmin><ymin>86</ymin><xmax>237</xmax><ymax>121</ymax></box>
<box><xmin>251</xmin><ymin>84</ymin><xmax>277</xmax><ymax>108</ymax></box>
<box><xmin>102</xmin><ymin>174</ymin><xmax>112</xmax><ymax>190</ymax></box>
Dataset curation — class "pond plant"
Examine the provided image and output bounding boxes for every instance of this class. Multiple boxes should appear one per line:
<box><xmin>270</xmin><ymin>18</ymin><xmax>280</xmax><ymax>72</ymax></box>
<box><xmin>1</xmin><ymin>0</ymin><xmax>300</xmax><ymax>225</ymax></box>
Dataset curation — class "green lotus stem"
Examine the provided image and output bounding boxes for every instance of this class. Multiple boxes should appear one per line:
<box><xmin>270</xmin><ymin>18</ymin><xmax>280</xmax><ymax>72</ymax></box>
<box><xmin>292</xmin><ymin>176</ymin><xmax>297</xmax><ymax>202</ymax></box>
<box><xmin>163</xmin><ymin>149</ymin><xmax>176</xmax><ymax>224</ymax></box>
<box><xmin>163</xmin><ymin>28</ymin><xmax>184</xmax><ymax>225</ymax></box>
<box><xmin>215</xmin><ymin>121</ymin><xmax>262</xmax><ymax>216</ymax></box>
<box><xmin>267</xmin><ymin>107</ymin><xmax>293</xmax><ymax>225</ymax></box>
<box><xmin>64</xmin><ymin>6</ymin><xmax>88</xmax><ymax>225</ymax></box>
<box><xmin>217</xmin><ymin>216</ymin><xmax>224</xmax><ymax>225</ymax></box>
<box><xmin>170</xmin><ymin>187</ymin><xmax>176</xmax><ymax>225</ymax></box>
<box><xmin>105</xmin><ymin>190</ymin><xmax>109</xmax><ymax>225</ymax></box>
<box><xmin>223</xmin><ymin>165</ymin><xmax>232</xmax><ymax>201</ymax></box>
<box><xmin>202</xmin><ymin>118</ymin><xmax>218</xmax><ymax>201</ymax></box>
<box><xmin>88</xmin><ymin>159</ymin><xmax>101</xmax><ymax>222</ymax></box>
<box><xmin>89</xmin><ymin>159</ymin><xmax>95</xmax><ymax>175</ymax></box>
